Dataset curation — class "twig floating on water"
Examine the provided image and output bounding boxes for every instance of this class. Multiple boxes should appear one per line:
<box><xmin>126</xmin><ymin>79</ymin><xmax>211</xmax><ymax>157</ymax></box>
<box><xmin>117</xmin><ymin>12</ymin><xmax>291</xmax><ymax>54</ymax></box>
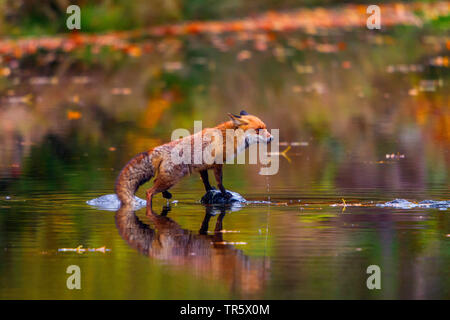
<box><xmin>58</xmin><ymin>245</ymin><xmax>111</xmax><ymax>253</ymax></box>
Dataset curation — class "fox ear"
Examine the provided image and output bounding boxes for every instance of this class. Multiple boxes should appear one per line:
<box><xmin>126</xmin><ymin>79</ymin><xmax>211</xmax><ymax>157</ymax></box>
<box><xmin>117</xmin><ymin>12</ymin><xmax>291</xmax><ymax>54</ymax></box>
<box><xmin>228</xmin><ymin>113</ymin><xmax>248</xmax><ymax>126</ymax></box>
<box><xmin>240</xmin><ymin>110</ymin><xmax>249</xmax><ymax>116</ymax></box>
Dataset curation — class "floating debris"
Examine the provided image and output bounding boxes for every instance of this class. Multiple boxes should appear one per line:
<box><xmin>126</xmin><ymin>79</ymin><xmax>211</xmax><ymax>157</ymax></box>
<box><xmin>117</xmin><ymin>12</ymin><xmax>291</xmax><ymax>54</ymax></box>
<box><xmin>419</xmin><ymin>79</ymin><xmax>443</xmax><ymax>92</ymax></box>
<box><xmin>316</xmin><ymin>43</ymin><xmax>339</xmax><ymax>53</ymax></box>
<box><xmin>331</xmin><ymin>202</ymin><xmax>366</xmax><ymax>207</ymax></box>
<box><xmin>29</xmin><ymin>76</ymin><xmax>59</xmax><ymax>85</ymax></box>
<box><xmin>163</xmin><ymin>61</ymin><xmax>183</xmax><ymax>71</ymax></box>
<box><xmin>386</xmin><ymin>64</ymin><xmax>424</xmax><ymax>73</ymax></box>
<box><xmin>71</xmin><ymin>95</ymin><xmax>80</xmax><ymax>104</ymax></box>
<box><xmin>408</xmin><ymin>88</ymin><xmax>419</xmax><ymax>96</ymax></box>
<box><xmin>67</xmin><ymin>110</ymin><xmax>82</xmax><ymax>120</ymax></box>
<box><xmin>0</xmin><ymin>67</ymin><xmax>11</xmax><ymax>76</ymax></box>
<box><xmin>341</xmin><ymin>198</ymin><xmax>347</xmax><ymax>212</ymax></box>
<box><xmin>212</xmin><ymin>241</ymin><xmax>247</xmax><ymax>245</ymax></box>
<box><xmin>111</xmin><ymin>87</ymin><xmax>132</xmax><ymax>95</ymax></box>
<box><xmin>207</xmin><ymin>230</ymin><xmax>240</xmax><ymax>234</ymax></box>
<box><xmin>267</xmin><ymin>146</ymin><xmax>292</xmax><ymax>163</ymax></box>
<box><xmin>291</xmin><ymin>82</ymin><xmax>325</xmax><ymax>94</ymax></box>
<box><xmin>237</xmin><ymin>50</ymin><xmax>252</xmax><ymax>61</ymax></box>
<box><xmin>58</xmin><ymin>245</ymin><xmax>111</xmax><ymax>253</ymax></box>
<box><xmin>385</xmin><ymin>153</ymin><xmax>405</xmax><ymax>159</ymax></box>
<box><xmin>279</xmin><ymin>141</ymin><xmax>309</xmax><ymax>147</ymax></box>
<box><xmin>72</xmin><ymin>76</ymin><xmax>91</xmax><ymax>84</ymax></box>
<box><xmin>125</xmin><ymin>45</ymin><xmax>142</xmax><ymax>57</ymax></box>
<box><xmin>294</xmin><ymin>64</ymin><xmax>314</xmax><ymax>74</ymax></box>
<box><xmin>4</xmin><ymin>94</ymin><xmax>33</xmax><ymax>105</ymax></box>
<box><xmin>341</xmin><ymin>61</ymin><xmax>352</xmax><ymax>69</ymax></box>
<box><xmin>429</xmin><ymin>56</ymin><xmax>449</xmax><ymax>67</ymax></box>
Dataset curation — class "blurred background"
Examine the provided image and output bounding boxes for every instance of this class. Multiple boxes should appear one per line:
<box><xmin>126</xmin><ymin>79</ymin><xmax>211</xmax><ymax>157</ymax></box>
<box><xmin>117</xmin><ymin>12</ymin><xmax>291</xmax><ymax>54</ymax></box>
<box><xmin>0</xmin><ymin>0</ymin><xmax>448</xmax><ymax>299</ymax></box>
<box><xmin>3</xmin><ymin>0</ymin><xmax>445</xmax><ymax>35</ymax></box>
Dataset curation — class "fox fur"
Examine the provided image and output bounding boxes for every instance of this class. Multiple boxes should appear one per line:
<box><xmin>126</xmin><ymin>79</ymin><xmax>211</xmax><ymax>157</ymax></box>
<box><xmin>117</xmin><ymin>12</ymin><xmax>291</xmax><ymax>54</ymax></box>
<box><xmin>115</xmin><ymin>111</ymin><xmax>272</xmax><ymax>209</ymax></box>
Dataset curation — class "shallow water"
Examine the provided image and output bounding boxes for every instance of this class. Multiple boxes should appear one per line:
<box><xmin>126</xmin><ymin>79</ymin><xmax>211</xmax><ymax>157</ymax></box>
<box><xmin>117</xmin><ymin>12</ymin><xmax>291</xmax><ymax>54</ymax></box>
<box><xmin>0</xmin><ymin>24</ymin><xmax>449</xmax><ymax>299</ymax></box>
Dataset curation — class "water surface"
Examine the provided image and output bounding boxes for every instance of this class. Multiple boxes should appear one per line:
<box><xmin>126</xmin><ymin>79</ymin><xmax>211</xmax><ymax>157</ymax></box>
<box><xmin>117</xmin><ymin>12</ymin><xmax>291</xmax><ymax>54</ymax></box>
<box><xmin>0</xmin><ymin>22</ymin><xmax>448</xmax><ymax>299</ymax></box>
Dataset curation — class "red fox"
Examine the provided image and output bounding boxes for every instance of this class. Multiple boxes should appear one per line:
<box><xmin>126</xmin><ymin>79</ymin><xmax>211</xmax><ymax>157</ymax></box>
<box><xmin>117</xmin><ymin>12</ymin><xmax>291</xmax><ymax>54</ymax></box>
<box><xmin>115</xmin><ymin>110</ymin><xmax>273</xmax><ymax>209</ymax></box>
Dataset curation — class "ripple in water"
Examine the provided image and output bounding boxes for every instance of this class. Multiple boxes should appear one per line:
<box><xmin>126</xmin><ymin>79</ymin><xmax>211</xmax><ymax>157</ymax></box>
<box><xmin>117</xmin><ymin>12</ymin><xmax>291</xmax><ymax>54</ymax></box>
<box><xmin>86</xmin><ymin>194</ymin><xmax>146</xmax><ymax>211</ymax></box>
<box><xmin>376</xmin><ymin>199</ymin><xmax>450</xmax><ymax>210</ymax></box>
<box><xmin>87</xmin><ymin>190</ymin><xmax>272</xmax><ymax>211</ymax></box>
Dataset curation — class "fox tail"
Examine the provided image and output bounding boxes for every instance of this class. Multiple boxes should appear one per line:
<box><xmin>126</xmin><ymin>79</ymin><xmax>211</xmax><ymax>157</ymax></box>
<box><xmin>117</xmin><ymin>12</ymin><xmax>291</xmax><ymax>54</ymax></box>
<box><xmin>115</xmin><ymin>150</ymin><xmax>159</xmax><ymax>205</ymax></box>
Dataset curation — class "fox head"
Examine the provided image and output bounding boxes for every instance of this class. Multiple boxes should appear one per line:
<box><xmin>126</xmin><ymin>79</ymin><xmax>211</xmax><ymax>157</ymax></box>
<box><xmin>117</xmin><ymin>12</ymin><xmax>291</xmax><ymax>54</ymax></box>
<box><xmin>227</xmin><ymin>110</ymin><xmax>273</xmax><ymax>147</ymax></box>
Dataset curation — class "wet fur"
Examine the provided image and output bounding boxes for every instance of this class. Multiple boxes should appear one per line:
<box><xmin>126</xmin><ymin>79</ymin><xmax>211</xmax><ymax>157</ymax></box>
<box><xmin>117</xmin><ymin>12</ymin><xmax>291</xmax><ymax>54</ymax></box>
<box><xmin>115</xmin><ymin>113</ymin><xmax>272</xmax><ymax>209</ymax></box>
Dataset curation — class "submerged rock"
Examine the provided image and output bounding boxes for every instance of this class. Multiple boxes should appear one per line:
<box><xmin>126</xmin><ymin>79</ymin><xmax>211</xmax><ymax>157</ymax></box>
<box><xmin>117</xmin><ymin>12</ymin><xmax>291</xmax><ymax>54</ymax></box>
<box><xmin>200</xmin><ymin>189</ymin><xmax>246</xmax><ymax>205</ymax></box>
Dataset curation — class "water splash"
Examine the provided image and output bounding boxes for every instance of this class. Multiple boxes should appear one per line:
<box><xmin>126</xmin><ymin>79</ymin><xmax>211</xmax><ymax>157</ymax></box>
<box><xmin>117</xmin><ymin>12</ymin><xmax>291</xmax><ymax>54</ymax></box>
<box><xmin>86</xmin><ymin>194</ymin><xmax>146</xmax><ymax>211</ymax></box>
<box><xmin>87</xmin><ymin>190</ymin><xmax>274</xmax><ymax>212</ymax></box>
<box><xmin>376</xmin><ymin>199</ymin><xmax>450</xmax><ymax>210</ymax></box>
<box><xmin>266</xmin><ymin>176</ymin><xmax>271</xmax><ymax>202</ymax></box>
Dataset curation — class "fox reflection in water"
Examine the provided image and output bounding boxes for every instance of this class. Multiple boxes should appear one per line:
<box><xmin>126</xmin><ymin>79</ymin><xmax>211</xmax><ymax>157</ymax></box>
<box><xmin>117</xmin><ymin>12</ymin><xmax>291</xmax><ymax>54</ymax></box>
<box><xmin>115</xmin><ymin>204</ymin><xmax>269</xmax><ymax>296</ymax></box>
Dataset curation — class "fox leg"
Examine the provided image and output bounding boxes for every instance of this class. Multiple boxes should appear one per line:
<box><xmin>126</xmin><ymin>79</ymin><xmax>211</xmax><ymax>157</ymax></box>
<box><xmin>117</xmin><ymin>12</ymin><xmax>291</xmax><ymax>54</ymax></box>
<box><xmin>145</xmin><ymin>187</ymin><xmax>158</xmax><ymax>210</ymax></box>
<box><xmin>160</xmin><ymin>205</ymin><xmax>171</xmax><ymax>216</ymax></box>
<box><xmin>214</xmin><ymin>209</ymin><xmax>226</xmax><ymax>234</ymax></box>
<box><xmin>200</xmin><ymin>170</ymin><xmax>214</xmax><ymax>191</ymax></box>
<box><xmin>162</xmin><ymin>190</ymin><xmax>172</xmax><ymax>207</ymax></box>
<box><xmin>162</xmin><ymin>190</ymin><xmax>172</xmax><ymax>199</ymax></box>
<box><xmin>199</xmin><ymin>210</ymin><xmax>213</xmax><ymax>235</ymax></box>
<box><xmin>213</xmin><ymin>165</ymin><xmax>231</xmax><ymax>199</ymax></box>
<box><xmin>146</xmin><ymin>180</ymin><xmax>169</xmax><ymax>213</ymax></box>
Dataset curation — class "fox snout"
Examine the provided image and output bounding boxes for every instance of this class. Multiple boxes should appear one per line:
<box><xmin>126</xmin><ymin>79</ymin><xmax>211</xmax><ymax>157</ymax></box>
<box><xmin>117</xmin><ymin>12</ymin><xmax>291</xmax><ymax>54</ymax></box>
<box><xmin>229</xmin><ymin>110</ymin><xmax>272</xmax><ymax>146</ymax></box>
<box><xmin>265</xmin><ymin>131</ymin><xmax>273</xmax><ymax>143</ymax></box>
<box><xmin>258</xmin><ymin>129</ymin><xmax>272</xmax><ymax>144</ymax></box>
<box><xmin>247</xmin><ymin>129</ymin><xmax>272</xmax><ymax>145</ymax></box>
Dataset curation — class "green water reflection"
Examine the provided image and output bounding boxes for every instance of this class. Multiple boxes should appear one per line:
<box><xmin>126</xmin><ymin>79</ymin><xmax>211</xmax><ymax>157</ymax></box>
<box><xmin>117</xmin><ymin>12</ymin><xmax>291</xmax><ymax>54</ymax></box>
<box><xmin>0</xmin><ymin>25</ymin><xmax>448</xmax><ymax>299</ymax></box>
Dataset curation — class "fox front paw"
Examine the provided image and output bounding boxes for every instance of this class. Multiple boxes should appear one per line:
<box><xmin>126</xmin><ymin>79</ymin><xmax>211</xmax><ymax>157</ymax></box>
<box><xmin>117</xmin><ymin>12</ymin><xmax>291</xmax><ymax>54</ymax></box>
<box><xmin>222</xmin><ymin>192</ymin><xmax>233</xmax><ymax>200</ymax></box>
